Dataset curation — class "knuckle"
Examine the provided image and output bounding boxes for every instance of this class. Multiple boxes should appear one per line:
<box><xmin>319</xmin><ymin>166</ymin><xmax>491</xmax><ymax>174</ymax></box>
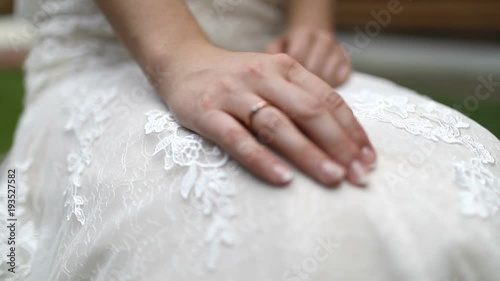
<box><xmin>235</xmin><ymin>138</ymin><xmax>261</xmax><ymax>164</ymax></box>
<box><xmin>241</xmin><ymin>61</ymin><xmax>267</xmax><ymax>79</ymax></box>
<box><xmin>255</xmin><ymin>109</ymin><xmax>287</xmax><ymax>141</ymax></box>
<box><xmin>222</xmin><ymin>126</ymin><xmax>249</xmax><ymax>148</ymax></box>
<box><xmin>272</xmin><ymin>53</ymin><xmax>295</xmax><ymax>68</ymax></box>
<box><xmin>271</xmin><ymin>53</ymin><xmax>303</xmax><ymax>78</ymax></box>
<box><xmin>323</xmin><ymin>91</ymin><xmax>346</xmax><ymax>110</ymax></box>
<box><xmin>265</xmin><ymin>109</ymin><xmax>289</xmax><ymax>130</ymax></box>
<box><xmin>293</xmin><ymin>98</ymin><xmax>324</xmax><ymax>120</ymax></box>
<box><xmin>256</xmin><ymin>127</ymin><xmax>276</xmax><ymax>144</ymax></box>
<box><xmin>286</xmin><ymin>59</ymin><xmax>303</xmax><ymax>80</ymax></box>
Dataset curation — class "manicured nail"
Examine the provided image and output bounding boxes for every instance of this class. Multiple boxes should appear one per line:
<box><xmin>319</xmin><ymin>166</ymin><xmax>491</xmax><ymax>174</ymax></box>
<box><xmin>351</xmin><ymin>160</ymin><xmax>369</xmax><ymax>186</ymax></box>
<box><xmin>320</xmin><ymin>160</ymin><xmax>346</xmax><ymax>183</ymax></box>
<box><xmin>273</xmin><ymin>164</ymin><xmax>294</xmax><ymax>184</ymax></box>
<box><xmin>361</xmin><ymin>146</ymin><xmax>377</xmax><ymax>165</ymax></box>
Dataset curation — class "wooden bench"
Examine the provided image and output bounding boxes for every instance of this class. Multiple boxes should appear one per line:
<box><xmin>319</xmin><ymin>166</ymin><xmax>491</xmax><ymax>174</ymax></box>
<box><xmin>0</xmin><ymin>0</ymin><xmax>12</xmax><ymax>15</ymax></box>
<box><xmin>337</xmin><ymin>0</ymin><xmax>500</xmax><ymax>40</ymax></box>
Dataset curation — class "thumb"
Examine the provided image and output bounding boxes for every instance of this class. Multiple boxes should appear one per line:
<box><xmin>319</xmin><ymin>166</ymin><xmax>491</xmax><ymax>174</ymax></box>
<box><xmin>266</xmin><ymin>37</ymin><xmax>287</xmax><ymax>54</ymax></box>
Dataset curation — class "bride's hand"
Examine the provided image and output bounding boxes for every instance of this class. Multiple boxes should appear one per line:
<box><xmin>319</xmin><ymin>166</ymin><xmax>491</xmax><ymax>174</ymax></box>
<box><xmin>267</xmin><ymin>27</ymin><xmax>351</xmax><ymax>87</ymax></box>
<box><xmin>156</xmin><ymin>45</ymin><xmax>375</xmax><ymax>187</ymax></box>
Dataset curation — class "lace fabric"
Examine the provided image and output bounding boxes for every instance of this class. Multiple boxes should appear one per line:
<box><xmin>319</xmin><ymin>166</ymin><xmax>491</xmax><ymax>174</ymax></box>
<box><xmin>344</xmin><ymin>90</ymin><xmax>499</xmax><ymax>218</ymax></box>
<box><xmin>2</xmin><ymin>0</ymin><xmax>500</xmax><ymax>280</ymax></box>
<box><xmin>144</xmin><ymin>110</ymin><xmax>238</xmax><ymax>269</ymax></box>
<box><xmin>6</xmin><ymin>69</ymin><xmax>500</xmax><ymax>281</ymax></box>
<box><xmin>63</xmin><ymin>87</ymin><xmax>118</xmax><ymax>225</ymax></box>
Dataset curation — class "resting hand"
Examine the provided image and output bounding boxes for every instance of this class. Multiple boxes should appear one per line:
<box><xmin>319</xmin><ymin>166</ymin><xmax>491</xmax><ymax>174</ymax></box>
<box><xmin>157</xmin><ymin>45</ymin><xmax>376</xmax><ymax>187</ymax></box>
<box><xmin>267</xmin><ymin>27</ymin><xmax>351</xmax><ymax>87</ymax></box>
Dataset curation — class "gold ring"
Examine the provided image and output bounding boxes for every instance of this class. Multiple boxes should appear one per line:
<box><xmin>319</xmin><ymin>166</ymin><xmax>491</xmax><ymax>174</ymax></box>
<box><xmin>248</xmin><ymin>100</ymin><xmax>270</xmax><ymax>128</ymax></box>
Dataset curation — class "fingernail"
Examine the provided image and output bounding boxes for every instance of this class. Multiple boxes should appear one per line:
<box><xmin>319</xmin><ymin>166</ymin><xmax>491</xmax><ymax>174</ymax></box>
<box><xmin>273</xmin><ymin>164</ymin><xmax>294</xmax><ymax>184</ymax></box>
<box><xmin>320</xmin><ymin>160</ymin><xmax>346</xmax><ymax>183</ymax></box>
<box><xmin>361</xmin><ymin>146</ymin><xmax>377</xmax><ymax>165</ymax></box>
<box><xmin>351</xmin><ymin>160</ymin><xmax>369</xmax><ymax>186</ymax></box>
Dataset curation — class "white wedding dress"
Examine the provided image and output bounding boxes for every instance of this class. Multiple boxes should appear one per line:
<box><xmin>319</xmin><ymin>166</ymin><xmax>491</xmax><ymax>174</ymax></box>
<box><xmin>2</xmin><ymin>0</ymin><xmax>500</xmax><ymax>280</ymax></box>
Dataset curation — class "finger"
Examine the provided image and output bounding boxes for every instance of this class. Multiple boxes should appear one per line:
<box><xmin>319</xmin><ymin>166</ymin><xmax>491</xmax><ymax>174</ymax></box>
<box><xmin>286</xmin><ymin>29</ymin><xmax>311</xmax><ymax>64</ymax></box>
<box><xmin>266</xmin><ymin>37</ymin><xmax>287</xmax><ymax>54</ymax></box>
<box><xmin>286</xmin><ymin>61</ymin><xmax>377</xmax><ymax>169</ymax></box>
<box><xmin>304</xmin><ymin>33</ymin><xmax>334</xmax><ymax>75</ymax></box>
<box><xmin>251</xmin><ymin>78</ymin><xmax>366</xmax><ymax>186</ymax></box>
<box><xmin>322</xmin><ymin>53</ymin><xmax>343</xmax><ymax>87</ymax></box>
<box><xmin>192</xmin><ymin>110</ymin><xmax>294</xmax><ymax>186</ymax></box>
<box><xmin>322</xmin><ymin>45</ymin><xmax>351</xmax><ymax>87</ymax></box>
<box><xmin>224</xmin><ymin>93</ymin><xmax>346</xmax><ymax>186</ymax></box>
<box><xmin>337</xmin><ymin>45</ymin><xmax>352</xmax><ymax>84</ymax></box>
<box><xmin>321</xmin><ymin>45</ymin><xmax>350</xmax><ymax>87</ymax></box>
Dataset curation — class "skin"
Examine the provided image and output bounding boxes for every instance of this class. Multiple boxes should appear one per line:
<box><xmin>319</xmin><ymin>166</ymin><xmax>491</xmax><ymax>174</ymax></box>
<box><xmin>96</xmin><ymin>0</ymin><xmax>377</xmax><ymax>187</ymax></box>
<box><xmin>267</xmin><ymin>0</ymin><xmax>352</xmax><ymax>87</ymax></box>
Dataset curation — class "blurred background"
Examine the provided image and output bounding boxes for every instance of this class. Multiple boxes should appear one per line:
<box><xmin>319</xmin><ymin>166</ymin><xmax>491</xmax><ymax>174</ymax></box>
<box><xmin>0</xmin><ymin>0</ymin><xmax>499</xmax><ymax>156</ymax></box>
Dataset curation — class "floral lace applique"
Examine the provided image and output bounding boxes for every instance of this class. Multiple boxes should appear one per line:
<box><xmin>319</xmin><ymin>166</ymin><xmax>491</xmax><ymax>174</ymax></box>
<box><xmin>454</xmin><ymin>159</ymin><xmax>500</xmax><ymax>218</ymax></box>
<box><xmin>346</xmin><ymin>90</ymin><xmax>499</xmax><ymax>218</ymax></box>
<box><xmin>144</xmin><ymin>110</ymin><xmax>238</xmax><ymax>270</ymax></box>
<box><xmin>63</xmin><ymin>88</ymin><xmax>117</xmax><ymax>225</ymax></box>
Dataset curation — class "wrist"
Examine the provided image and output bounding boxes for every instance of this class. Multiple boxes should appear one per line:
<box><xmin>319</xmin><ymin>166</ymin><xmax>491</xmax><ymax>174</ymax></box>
<box><xmin>140</xmin><ymin>38</ymin><xmax>222</xmax><ymax>87</ymax></box>
<box><xmin>287</xmin><ymin>0</ymin><xmax>334</xmax><ymax>32</ymax></box>
<box><xmin>287</xmin><ymin>23</ymin><xmax>334</xmax><ymax>33</ymax></box>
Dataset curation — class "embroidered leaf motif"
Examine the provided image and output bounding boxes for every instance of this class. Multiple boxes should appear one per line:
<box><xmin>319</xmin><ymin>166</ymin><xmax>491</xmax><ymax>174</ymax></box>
<box><xmin>347</xmin><ymin>91</ymin><xmax>499</xmax><ymax>218</ymax></box>
<box><xmin>144</xmin><ymin>109</ymin><xmax>237</xmax><ymax>270</ymax></box>
<box><xmin>195</xmin><ymin>174</ymin><xmax>207</xmax><ymax>199</ymax></box>
<box><xmin>72</xmin><ymin>175</ymin><xmax>81</xmax><ymax>187</ymax></box>
<box><xmin>181</xmin><ymin>165</ymin><xmax>198</xmax><ymax>199</ymax></box>
<box><xmin>153</xmin><ymin>135</ymin><xmax>174</xmax><ymax>156</ymax></box>
<box><xmin>145</xmin><ymin>110</ymin><xmax>168</xmax><ymax>134</ymax></box>
<box><xmin>63</xmin><ymin>88</ymin><xmax>117</xmax><ymax>225</ymax></box>
<box><xmin>74</xmin><ymin>207</ymin><xmax>86</xmax><ymax>225</ymax></box>
<box><xmin>73</xmin><ymin>195</ymin><xmax>85</xmax><ymax>205</ymax></box>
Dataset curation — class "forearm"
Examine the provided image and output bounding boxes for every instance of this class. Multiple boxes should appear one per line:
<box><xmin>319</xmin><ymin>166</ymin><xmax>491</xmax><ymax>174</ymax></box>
<box><xmin>96</xmin><ymin>0</ymin><xmax>212</xmax><ymax>82</ymax></box>
<box><xmin>287</xmin><ymin>0</ymin><xmax>336</xmax><ymax>31</ymax></box>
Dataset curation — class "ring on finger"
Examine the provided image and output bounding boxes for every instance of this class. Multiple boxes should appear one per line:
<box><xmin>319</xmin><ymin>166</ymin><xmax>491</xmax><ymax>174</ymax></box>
<box><xmin>248</xmin><ymin>100</ymin><xmax>271</xmax><ymax>128</ymax></box>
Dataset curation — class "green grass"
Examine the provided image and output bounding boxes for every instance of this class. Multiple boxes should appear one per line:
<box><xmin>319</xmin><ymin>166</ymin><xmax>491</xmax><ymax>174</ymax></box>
<box><xmin>0</xmin><ymin>71</ymin><xmax>24</xmax><ymax>155</ymax></box>
<box><xmin>432</xmin><ymin>95</ymin><xmax>500</xmax><ymax>139</ymax></box>
<box><xmin>0</xmin><ymin>71</ymin><xmax>498</xmax><ymax>155</ymax></box>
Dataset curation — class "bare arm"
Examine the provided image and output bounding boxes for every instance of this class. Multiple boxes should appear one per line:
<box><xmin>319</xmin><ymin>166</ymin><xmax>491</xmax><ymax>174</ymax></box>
<box><xmin>288</xmin><ymin>0</ymin><xmax>336</xmax><ymax>31</ymax></box>
<box><xmin>96</xmin><ymin>0</ymin><xmax>212</xmax><ymax>84</ymax></box>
